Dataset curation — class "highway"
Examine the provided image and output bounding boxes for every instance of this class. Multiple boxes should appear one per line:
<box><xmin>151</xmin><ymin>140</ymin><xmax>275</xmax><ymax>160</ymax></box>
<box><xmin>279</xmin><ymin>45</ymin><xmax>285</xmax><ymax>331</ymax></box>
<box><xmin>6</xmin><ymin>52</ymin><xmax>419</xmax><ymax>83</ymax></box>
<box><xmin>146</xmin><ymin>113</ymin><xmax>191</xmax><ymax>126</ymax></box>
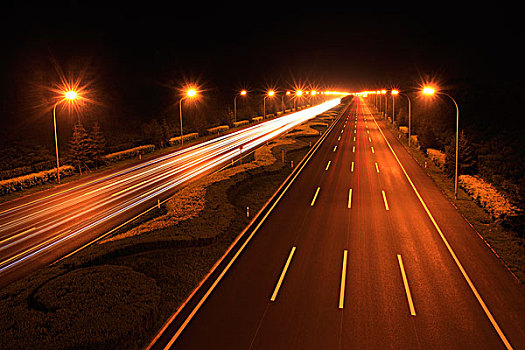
<box><xmin>0</xmin><ymin>98</ymin><xmax>341</xmax><ymax>287</ymax></box>
<box><xmin>149</xmin><ymin>97</ymin><xmax>525</xmax><ymax>349</ymax></box>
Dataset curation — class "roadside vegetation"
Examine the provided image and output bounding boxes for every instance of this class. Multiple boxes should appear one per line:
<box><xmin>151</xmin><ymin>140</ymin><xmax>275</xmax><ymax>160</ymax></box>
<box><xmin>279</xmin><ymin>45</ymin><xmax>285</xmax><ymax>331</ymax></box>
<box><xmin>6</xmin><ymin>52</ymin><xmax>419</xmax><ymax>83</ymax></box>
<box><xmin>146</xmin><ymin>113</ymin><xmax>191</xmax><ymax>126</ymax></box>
<box><xmin>0</xmin><ymin>108</ymin><xmax>339</xmax><ymax>350</ymax></box>
<box><xmin>0</xmin><ymin>100</ymin><xmax>313</xmax><ymax>202</ymax></box>
<box><xmin>379</xmin><ymin>99</ymin><xmax>524</xmax><ymax>283</ymax></box>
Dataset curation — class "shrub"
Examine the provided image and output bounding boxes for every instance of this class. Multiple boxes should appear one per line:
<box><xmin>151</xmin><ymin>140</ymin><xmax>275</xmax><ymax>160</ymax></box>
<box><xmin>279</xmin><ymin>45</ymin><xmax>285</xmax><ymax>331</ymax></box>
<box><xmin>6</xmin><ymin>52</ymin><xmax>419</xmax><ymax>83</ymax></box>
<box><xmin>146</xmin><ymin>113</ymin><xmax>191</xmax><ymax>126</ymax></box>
<box><xmin>0</xmin><ymin>165</ymin><xmax>75</xmax><ymax>195</ymax></box>
<box><xmin>232</xmin><ymin>120</ymin><xmax>249</xmax><ymax>128</ymax></box>
<box><xmin>206</xmin><ymin>125</ymin><xmax>229</xmax><ymax>135</ymax></box>
<box><xmin>459</xmin><ymin>174</ymin><xmax>520</xmax><ymax>222</ymax></box>
<box><xmin>103</xmin><ymin>145</ymin><xmax>155</xmax><ymax>164</ymax></box>
<box><xmin>168</xmin><ymin>133</ymin><xmax>199</xmax><ymax>146</ymax></box>
<box><xmin>427</xmin><ymin>148</ymin><xmax>446</xmax><ymax>168</ymax></box>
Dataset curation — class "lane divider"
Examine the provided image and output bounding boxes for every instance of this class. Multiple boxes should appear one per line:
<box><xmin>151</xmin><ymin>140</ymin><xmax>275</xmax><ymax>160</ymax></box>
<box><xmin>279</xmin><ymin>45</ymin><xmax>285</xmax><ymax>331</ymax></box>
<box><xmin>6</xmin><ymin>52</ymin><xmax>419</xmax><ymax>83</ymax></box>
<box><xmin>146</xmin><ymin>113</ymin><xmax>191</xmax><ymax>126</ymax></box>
<box><xmin>151</xmin><ymin>101</ymin><xmax>353</xmax><ymax>350</ymax></box>
<box><xmin>270</xmin><ymin>246</ymin><xmax>297</xmax><ymax>301</ymax></box>
<box><xmin>398</xmin><ymin>254</ymin><xmax>416</xmax><ymax>316</ymax></box>
<box><xmin>367</xmin><ymin>101</ymin><xmax>513</xmax><ymax>350</ymax></box>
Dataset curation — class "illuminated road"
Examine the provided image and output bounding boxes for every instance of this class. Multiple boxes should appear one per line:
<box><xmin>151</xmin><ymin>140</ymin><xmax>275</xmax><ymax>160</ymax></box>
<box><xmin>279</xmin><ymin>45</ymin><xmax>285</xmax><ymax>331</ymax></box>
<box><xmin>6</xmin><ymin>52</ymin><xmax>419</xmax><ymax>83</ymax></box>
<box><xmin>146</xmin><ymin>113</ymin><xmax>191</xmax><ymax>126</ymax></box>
<box><xmin>149</xmin><ymin>98</ymin><xmax>525</xmax><ymax>349</ymax></box>
<box><xmin>0</xmin><ymin>98</ymin><xmax>342</xmax><ymax>287</ymax></box>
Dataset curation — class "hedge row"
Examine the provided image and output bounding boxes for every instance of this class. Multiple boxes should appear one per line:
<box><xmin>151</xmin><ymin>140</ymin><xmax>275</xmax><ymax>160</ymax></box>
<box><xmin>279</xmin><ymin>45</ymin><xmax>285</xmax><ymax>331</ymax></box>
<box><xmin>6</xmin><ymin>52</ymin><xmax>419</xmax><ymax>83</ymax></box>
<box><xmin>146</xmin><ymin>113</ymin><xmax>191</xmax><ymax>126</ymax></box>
<box><xmin>168</xmin><ymin>133</ymin><xmax>199</xmax><ymax>146</ymax></box>
<box><xmin>232</xmin><ymin>120</ymin><xmax>249</xmax><ymax>128</ymax></box>
<box><xmin>206</xmin><ymin>125</ymin><xmax>229</xmax><ymax>135</ymax></box>
<box><xmin>0</xmin><ymin>165</ymin><xmax>75</xmax><ymax>195</ymax></box>
<box><xmin>0</xmin><ymin>161</ymin><xmax>55</xmax><ymax>181</ymax></box>
<box><xmin>103</xmin><ymin>145</ymin><xmax>155</xmax><ymax>163</ymax></box>
<box><xmin>459</xmin><ymin>174</ymin><xmax>520</xmax><ymax>221</ymax></box>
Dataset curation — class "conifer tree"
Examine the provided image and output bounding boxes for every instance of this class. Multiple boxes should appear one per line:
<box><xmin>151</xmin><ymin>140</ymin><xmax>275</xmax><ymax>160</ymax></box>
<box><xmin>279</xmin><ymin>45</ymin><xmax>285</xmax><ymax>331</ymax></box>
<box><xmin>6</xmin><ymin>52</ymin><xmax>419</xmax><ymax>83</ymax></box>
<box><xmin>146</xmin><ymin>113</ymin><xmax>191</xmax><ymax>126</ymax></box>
<box><xmin>68</xmin><ymin>119</ymin><xmax>91</xmax><ymax>174</ymax></box>
<box><xmin>444</xmin><ymin>131</ymin><xmax>477</xmax><ymax>177</ymax></box>
<box><xmin>90</xmin><ymin>121</ymin><xmax>106</xmax><ymax>168</ymax></box>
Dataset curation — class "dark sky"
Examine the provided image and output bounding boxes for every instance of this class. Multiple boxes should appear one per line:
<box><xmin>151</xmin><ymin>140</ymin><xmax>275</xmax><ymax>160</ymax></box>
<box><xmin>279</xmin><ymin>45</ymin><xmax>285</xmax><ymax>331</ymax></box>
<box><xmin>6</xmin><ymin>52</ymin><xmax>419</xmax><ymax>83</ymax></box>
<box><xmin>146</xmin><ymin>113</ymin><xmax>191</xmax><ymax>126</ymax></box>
<box><xmin>1</xmin><ymin>3</ymin><xmax>522</xmax><ymax>140</ymax></box>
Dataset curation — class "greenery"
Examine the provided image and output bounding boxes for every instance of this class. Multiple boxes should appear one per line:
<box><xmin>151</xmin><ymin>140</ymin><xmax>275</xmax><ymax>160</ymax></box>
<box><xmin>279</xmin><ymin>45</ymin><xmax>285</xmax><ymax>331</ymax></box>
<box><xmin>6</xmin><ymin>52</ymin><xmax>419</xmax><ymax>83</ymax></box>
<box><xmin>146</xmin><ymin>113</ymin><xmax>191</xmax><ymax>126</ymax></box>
<box><xmin>0</xmin><ymin>109</ymin><xmax>339</xmax><ymax>350</ymax></box>
<box><xmin>386</xmin><ymin>89</ymin><xmax>525</xmax><ymax>237</ymax></box>
<box><xmin>0</xmin><ymin>165</ymin><xmax>75</xmax><ymax>195</ymax></box>
<box><xmin>380</xmin><ymin>109</ymin><xmax>524</xmax><ymax>282</ymax></box>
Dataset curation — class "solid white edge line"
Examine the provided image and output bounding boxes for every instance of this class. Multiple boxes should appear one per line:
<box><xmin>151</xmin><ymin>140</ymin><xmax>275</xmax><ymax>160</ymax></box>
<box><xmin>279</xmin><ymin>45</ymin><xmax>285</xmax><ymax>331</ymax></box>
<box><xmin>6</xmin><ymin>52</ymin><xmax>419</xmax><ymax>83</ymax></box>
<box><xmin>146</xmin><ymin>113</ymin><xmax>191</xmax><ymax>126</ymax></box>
<box><xmin>270</xmin><ymin>246</ymin><xmax>297</xmax><ymax>301</ymax></box>
<box><xmin>368</xmin><ymin>103</ymin><xmax>513</xmax><ymax>350</ymax></box>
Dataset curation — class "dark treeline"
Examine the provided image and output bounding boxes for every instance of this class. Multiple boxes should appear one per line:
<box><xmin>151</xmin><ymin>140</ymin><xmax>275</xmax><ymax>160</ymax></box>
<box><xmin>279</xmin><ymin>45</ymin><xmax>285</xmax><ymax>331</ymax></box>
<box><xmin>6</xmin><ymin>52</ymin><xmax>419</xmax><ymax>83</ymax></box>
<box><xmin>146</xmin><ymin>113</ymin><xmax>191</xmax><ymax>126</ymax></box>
<box><xmin>386</xmin><ymin>80</ymin><xmax>525</xmax><ymax>227</ymax></box>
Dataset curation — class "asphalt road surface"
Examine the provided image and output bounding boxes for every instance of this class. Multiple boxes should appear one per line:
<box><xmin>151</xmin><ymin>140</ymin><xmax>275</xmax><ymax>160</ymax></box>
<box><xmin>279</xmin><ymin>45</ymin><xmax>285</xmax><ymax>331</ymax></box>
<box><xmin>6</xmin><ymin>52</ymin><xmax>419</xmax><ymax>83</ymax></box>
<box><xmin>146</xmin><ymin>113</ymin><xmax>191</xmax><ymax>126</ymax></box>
<box><xmin>149</xmin><ymin>97</ymin><xmax>525</xmax><ymax>349</ymax></box>
<box><xmin>0</xmin><ymin>98</ymin><xmax>341</xmax><ymax>288</ymax></box>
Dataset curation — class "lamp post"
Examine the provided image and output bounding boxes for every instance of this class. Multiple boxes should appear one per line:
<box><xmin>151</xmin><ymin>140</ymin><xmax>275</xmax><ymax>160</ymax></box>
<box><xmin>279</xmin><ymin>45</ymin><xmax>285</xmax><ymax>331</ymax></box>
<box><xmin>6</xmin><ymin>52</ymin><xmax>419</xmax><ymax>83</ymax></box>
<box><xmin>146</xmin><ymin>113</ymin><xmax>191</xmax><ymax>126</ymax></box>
<box><xmin>391</xmin><ymin>89</ymin><xmax>399</xmax><ymax>124</ymax></box>
<box><xmin>263</xmin><ymin>90</ymin><xmax>275</xmax><ymax>118</ymax></box>
<box><xmin>381</xmin><ymin>90</ymin><xmax>387</xmax><ymax>117</ymax></box>
<box><xmin>398</xmin><ymin>92</ymin><xmax>412</xmax><ymax>146</ymax></box>
<box><xmin>234</xmin><ymin>89</ymin><xmax>247</xmax><ymax>123</ymax></box>
<box><xmin>423</xmin><ymin>86</ymin><xmax>460</xmax><ymax>199</ymax></box>
<box><xmin>295</xmin><ymin>90</ymin><xmax>303</xmax><ymax>109</ymax></box>
<box><xmin>179</xmin><ymin>88</ymin><xmax>197</xmax><ymax>146</ymax></box>
<box><xmin>52</xmin><ymin>90</ymin><xmax>78</xmax><ymax>184</ymax></box>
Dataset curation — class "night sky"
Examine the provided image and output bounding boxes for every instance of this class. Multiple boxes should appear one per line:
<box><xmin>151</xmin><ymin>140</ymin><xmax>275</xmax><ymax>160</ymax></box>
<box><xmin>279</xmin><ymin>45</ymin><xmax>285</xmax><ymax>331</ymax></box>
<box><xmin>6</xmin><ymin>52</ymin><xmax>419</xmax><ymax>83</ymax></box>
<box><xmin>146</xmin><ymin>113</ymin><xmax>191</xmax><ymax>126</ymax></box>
<box><xmin>1</xmin><ymin>4</ymin><xmax>522</xmax><ymax>143</ymax></box>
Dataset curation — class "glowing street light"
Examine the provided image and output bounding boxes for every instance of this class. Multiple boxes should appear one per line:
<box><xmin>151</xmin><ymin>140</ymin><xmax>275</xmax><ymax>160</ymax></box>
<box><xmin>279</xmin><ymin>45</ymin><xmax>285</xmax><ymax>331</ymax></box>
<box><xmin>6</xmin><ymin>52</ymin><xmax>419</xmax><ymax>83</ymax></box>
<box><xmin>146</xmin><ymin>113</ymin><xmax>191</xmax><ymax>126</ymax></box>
<box><xmin>294</xmin><ymin>90</ymin><xmax>303</xmax><ymax>109</ymax></box>
<box><xmin>391</xmin><ymin>89</ymin><xmax>399</xmax><ymax>124</ymax></box>
<box><xmin>381</xmin><ymin>89</ymin><xmax>387</xmax><ymax>116</ymax></box>
<box><xmin>234</xmin><ymin>89</ymin><xmax>247</xmax><ymax>123</ymax></box>
<box><xmin>263</xmin><ymin>90</ymin><xmax>275</xmax><ymax>119</ymax></box>
<box><xmin>52</xmin><ymin>90</ymin><xmax>79</xmax><ymax>184</ymax></box>
<box><xmin>422</xmin><ymin>85</ymin><xmax>461</xmax><ymax>199</ymax></box>
<box><xmin>179</xmin><ymin>87</ymin><xmax>199</xmax><ymax>146</ymax></box>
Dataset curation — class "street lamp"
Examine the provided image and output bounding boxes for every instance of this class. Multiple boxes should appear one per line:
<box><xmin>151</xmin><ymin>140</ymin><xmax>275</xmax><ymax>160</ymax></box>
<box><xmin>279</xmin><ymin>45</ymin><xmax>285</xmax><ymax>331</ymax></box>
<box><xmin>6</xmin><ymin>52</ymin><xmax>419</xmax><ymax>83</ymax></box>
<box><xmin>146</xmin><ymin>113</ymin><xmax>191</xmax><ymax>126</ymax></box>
<box><xmin>391</xmin><ymin>89</ymin><xmax>399</xmax><ymax>124</ymax></box>
<box><xmin>295</xmin><ymin>90</ymin><xmax>303</xmax><ymax>109</ymax></box>
<box><xmin>381</xmin><ymin>89</ymin><xmax>387</xmax><ymax>117</ymax></box>
<box><xmin>263</xmin><ymin>90</ymin><xmax>275</xmax><ymax>118</ymax></box>
<box><xmin>52</xmin><ymin>90</ymin><xmax>78</xmax><ymax>183</ymax></box>
<box><xmin>179</xmin><ymin>88</ymin><xmax>198</xmax><ymax>146</ymax></box>
<box><xmin>234</xmin><ymin>89</ymin><xmax>247</xmax><ymax>123</ymax></box>
<box><xmin>396</xmin><ymin>91</ymin><xmax>412</xmax><ymax>146</ymax></box>
<box><xmin>422</xmin><ymin>86</ymin><xmax>460</xmax><ymax>199</ymax></box>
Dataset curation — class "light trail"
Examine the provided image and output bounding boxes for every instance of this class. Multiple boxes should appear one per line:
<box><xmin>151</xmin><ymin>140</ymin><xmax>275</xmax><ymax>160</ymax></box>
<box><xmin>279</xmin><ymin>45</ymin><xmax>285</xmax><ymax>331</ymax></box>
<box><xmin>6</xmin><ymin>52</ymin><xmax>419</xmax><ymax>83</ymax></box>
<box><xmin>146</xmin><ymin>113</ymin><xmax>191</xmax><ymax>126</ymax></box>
<box><xmin>0</xmin><ymin>99</ymin><xmax>341</xmax><ymax>275</ymax></box>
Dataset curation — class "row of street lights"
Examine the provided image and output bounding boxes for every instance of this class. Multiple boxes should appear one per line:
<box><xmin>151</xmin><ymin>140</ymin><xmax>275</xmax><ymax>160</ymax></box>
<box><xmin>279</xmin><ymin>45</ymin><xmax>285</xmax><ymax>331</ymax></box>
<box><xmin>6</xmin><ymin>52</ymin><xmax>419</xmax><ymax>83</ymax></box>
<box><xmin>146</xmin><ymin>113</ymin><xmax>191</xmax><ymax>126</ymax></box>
<box><xmin>360</xmin><ymin>87</ymin><xmax>460</xmax><ymax>199</ymax></box>
<box><xmin>52</xmin><ymin>86</ymin><xmax>345</xmax><ymax>183</ymax></box>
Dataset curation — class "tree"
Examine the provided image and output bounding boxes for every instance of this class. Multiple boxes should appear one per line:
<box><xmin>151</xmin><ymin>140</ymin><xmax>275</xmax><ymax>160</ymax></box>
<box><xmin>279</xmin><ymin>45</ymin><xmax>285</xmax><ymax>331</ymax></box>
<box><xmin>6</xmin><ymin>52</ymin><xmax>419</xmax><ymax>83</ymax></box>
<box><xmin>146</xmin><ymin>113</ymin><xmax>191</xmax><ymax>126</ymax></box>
<box><xmin>68</xmin><ymin>119</ymin><xmax>91</xmax><ymax>174</ymax></box>
<box><xmin>160</xmin><ymin>117</ymin><xmax>170</xmax><ymax>148</ymax></box>
<box><xmin>444</xmin><ymin>131</ymin><xmax>477</xmax><ymax>177</ymax></box>
<box><xmin>419</xmin><ymin>124</ymin><xmax>438</xmax><ymax>152</ymax></box>
<box><xmin>142</xmin><ymin>119</ymin><xmax>163</xmax><ymax>148</ymax></box>
<box><xmin>90</xmin><ymin>121</ymin><xmax>106</xmax><ymax>168</ymax></box>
